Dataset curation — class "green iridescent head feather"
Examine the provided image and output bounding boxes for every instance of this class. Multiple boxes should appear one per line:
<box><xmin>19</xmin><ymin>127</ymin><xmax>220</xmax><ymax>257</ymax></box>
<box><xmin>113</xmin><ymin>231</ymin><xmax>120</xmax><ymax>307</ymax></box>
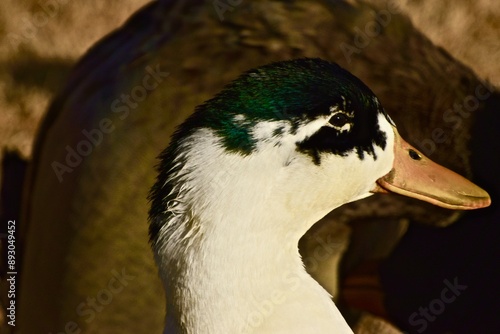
<box><xmin>174</xmin><ymin>58</ymin><xmax>387</xmax><ymax>155</ymax></box>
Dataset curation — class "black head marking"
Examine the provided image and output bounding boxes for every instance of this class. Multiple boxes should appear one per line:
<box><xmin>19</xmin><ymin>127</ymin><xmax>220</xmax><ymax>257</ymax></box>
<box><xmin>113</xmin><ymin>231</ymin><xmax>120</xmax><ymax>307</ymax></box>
<box><xmin>166</xmin><ymin>58</ymin><xmax>388</xmax><ymax>157</ymax></box>
<box><xmin>288</xmin><ymin>61</ymin><xmax>389</xmax><ymax>164</ymax></box>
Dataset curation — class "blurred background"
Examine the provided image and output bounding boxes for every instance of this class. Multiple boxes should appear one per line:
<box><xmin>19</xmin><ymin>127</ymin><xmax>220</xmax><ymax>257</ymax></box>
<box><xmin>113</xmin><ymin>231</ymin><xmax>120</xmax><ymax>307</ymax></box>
<box><xmin>0</xmin><ymin>0</ymin><xmax>150</xmax><ymax>165</ymax></box>
<box><xmin>0</xmin><ymin>0</ymin><xmax>499</xmax><ymax>164</ymax></box>
<box><xmin>1</xmin><ymin>0</ymin><xmax>499</xmax><ymax>333</ymax></box>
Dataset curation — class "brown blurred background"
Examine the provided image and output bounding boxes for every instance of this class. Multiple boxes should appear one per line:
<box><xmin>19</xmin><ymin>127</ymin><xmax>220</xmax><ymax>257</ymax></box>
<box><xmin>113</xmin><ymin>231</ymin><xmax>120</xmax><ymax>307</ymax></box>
<box><xmin>0</xmin><ymin>0</ymin><xmax>150</xmax><ymax>166</ymax></box>
<box><xmin>0</xmin><ymin>0</ymin><xmax>499</xmax><ymax>333</ymax></box>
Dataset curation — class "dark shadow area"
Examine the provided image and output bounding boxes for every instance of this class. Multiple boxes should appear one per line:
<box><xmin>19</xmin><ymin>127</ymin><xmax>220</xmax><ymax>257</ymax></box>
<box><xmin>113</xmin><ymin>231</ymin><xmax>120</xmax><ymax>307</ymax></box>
<box><xmin>0</xmin><ymin>150</ymin><xmax>28</xmax><ymax>329</ymax></box>
<box><xmin>381</xmin><ymin>92</ymin><xmax>500</xmax><ymax>334</ymax></box>
<box><xmin>2</xmin><ymin>52</ymin><xmax>74</xmax><ymax>101</ymax></box>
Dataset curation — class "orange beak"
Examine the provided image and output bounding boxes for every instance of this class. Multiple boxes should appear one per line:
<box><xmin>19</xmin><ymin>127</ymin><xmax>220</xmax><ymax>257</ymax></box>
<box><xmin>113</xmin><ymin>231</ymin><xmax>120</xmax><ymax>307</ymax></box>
<box><xmin>373</xmin><ymin>128</ymin><xmax>491</xmax><ymax>210</ymax></box>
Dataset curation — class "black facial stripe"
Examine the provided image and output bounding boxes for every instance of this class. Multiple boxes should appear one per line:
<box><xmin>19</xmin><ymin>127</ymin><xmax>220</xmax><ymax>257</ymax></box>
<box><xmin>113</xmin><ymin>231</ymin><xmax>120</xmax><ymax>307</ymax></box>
<box><xmin>296</xmin><ymin>127</ymin><xmax>353</xmax><ymax>165</ymax></box>
<box><xmin>296</xmin><ymin>116</ymin><xmax>387</xmax><ymax>165</ymax></box>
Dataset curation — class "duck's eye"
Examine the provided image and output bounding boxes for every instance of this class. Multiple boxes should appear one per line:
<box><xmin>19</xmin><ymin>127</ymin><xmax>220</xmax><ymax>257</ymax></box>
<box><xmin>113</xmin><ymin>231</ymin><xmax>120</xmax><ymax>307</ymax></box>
<box><xmin>329</xmin><ymin>113</ymin><xmax>348</xmax><ymax>127</ymax></box>
<box><xmin>328</xmin><ymin>112</ymin><xmax>352</xmax><ymax>131</ymax></box>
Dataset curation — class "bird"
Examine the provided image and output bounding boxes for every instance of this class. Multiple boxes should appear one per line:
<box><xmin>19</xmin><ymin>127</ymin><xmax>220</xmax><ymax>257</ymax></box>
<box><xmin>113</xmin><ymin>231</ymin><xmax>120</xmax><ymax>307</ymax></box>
<box><xmin>148</xmin><ymin>58</ymin><xmax>490</xmax><ymax>333</ymax></box>
<box><xmin>17</xmin><ymin>1</ymin><xmax>498</xmax><ymax>333</ymax></box>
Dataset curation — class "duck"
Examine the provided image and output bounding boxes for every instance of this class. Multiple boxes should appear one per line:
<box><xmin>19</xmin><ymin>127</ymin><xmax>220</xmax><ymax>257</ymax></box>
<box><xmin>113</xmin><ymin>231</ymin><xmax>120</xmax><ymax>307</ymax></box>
<box><xmin>148</xmin><ymin>58</ymin><xmax>490</xmax><ymax>333</ymax></box>
<box><xmin>17</xmin><ymin>1</ymin><xmax>498</xmax><ymax>333</ymax></box>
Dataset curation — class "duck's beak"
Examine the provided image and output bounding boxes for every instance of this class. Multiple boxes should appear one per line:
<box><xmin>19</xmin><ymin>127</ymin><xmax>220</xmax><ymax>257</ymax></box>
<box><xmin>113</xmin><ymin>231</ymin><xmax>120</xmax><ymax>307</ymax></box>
<box><xmin>372</xmin><ymin>128</ymin><xmax>491</xmax><ymax>210</ymax></box>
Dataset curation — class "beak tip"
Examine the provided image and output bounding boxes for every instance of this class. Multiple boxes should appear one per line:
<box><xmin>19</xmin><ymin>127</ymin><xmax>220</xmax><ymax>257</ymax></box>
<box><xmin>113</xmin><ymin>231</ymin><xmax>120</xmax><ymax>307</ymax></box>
<box><xmin>461</xmin><ymin>187</ymin><xmax>492</xmax><ymax>209</ymax></box>
<box><xmin>474</xmin><ymin>196</ymin><xmax>492</xmax><ymax>209</ymax></box>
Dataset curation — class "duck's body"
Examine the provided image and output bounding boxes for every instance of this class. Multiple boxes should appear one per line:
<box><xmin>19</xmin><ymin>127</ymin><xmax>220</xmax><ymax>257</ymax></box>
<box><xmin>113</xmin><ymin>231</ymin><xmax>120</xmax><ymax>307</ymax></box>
<box><xmin>149</xmin><ymin>59</ymin><xmax>489</xmax><ymax>333</ymax></box>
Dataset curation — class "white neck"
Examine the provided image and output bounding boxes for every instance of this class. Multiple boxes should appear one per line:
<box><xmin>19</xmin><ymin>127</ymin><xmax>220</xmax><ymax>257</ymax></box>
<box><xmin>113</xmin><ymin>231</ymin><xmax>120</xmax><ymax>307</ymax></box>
<box><xmin>166</xmin><ymin>215</ymin><xmax>351</xmax><ymax>334</ymax></box>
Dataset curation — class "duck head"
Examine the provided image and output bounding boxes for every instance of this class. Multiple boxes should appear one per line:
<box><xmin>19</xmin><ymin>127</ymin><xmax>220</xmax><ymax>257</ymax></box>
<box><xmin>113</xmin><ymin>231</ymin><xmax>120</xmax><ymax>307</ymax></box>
<box><xmin>151</xmin><ymin>58</ymin><xmax>489</xmax><ymax>231</ymax></box>
<box><xmin>149</xmin><ymin>58</ymin><xmax>490</xmax><ymax>333</ymax></box>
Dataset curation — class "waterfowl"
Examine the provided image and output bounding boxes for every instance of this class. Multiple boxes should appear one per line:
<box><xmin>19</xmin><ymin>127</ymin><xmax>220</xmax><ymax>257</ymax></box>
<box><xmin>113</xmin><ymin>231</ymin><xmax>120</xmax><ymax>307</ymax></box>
<box><xmin>148</xmin><ymin>58</ymin><xmax>489</xmax><ymax>333</ymax></box>
<box><xmin>17</xmin><ymin>1</ymin><xmax>497</xmax><ymax>333</ymax></box>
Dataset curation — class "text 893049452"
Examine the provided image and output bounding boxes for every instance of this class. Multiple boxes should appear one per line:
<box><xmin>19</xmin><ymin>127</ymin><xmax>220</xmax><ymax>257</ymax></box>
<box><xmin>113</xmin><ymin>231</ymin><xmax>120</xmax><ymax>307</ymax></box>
<box><xmin>6</xmin><ymin>220</ymin><xmax>17</xmax><ymax>327</ymax></box>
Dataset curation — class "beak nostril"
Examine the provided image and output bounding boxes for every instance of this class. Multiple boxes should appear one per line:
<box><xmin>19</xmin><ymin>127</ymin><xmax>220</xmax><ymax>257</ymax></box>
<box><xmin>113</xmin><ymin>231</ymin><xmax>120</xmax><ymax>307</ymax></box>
<box><xmin>409</xmin><ymin>149</ymin><xmax>422</xmax><ymax>161</ymax></box>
